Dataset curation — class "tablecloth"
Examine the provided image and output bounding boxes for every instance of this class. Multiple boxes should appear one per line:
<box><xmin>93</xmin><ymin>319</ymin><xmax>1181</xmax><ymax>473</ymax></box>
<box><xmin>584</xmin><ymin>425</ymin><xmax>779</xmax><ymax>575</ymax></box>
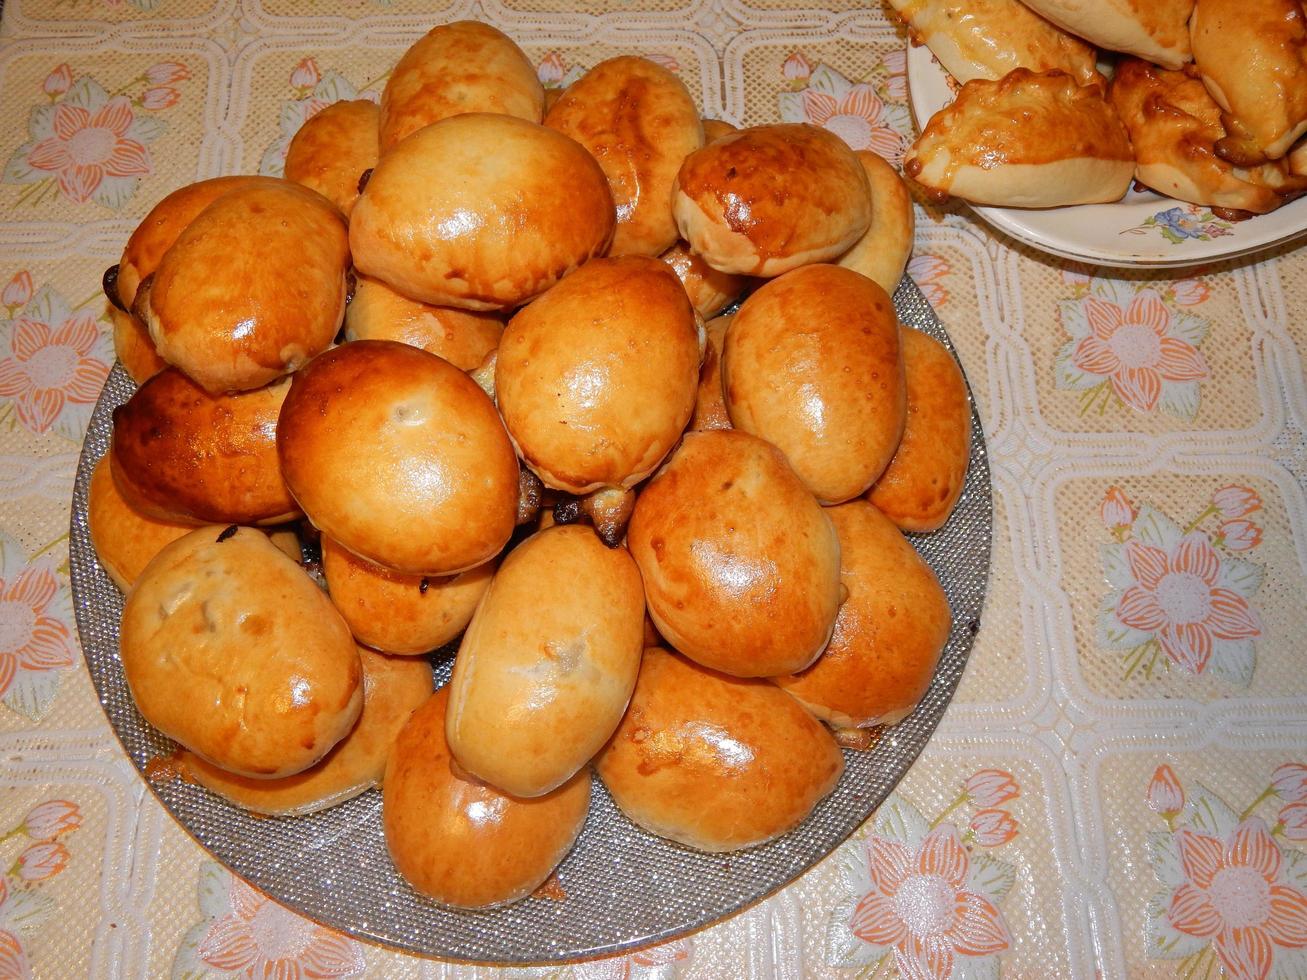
<box><xmin>1</xmin><ymin>1</ymin><xmax>1304</xmax><ymax>977</ymax></box>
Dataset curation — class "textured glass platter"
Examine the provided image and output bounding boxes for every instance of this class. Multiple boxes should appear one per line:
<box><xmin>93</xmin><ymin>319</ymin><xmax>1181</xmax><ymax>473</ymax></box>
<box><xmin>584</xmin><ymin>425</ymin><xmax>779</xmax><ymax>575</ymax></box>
<box><xmin>68</xmin><ymin>276</ymin><xmax>993</xmax><ymax>964</ymax></box>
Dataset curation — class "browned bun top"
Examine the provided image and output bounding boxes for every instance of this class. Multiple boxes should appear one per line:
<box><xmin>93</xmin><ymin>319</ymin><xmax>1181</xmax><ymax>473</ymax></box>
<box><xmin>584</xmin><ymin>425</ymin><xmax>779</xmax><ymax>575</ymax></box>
<box><xmin>379</xmin><ymin>21</ymin><xmax>544</xmax><ymax>152</ymax></box>
<box><xmin>277</xmin><ymin>340</ymin><xmax>518</xmax><ymax>576</ymax></box>
<box><xmin>594</xmin><ymin>647</ymin><xmax>844</xmax><ymax>852</ymax></box>
<box><xmin>691</xmin><ymin>313</ymin><xmax>732</xmax><ymax>432</ymax></box>
<box><xmin>110</xmin><ymin>306</ymin><xmax>165</xmax><ymax>385</ymax></box>
<box><xmin>284</xmin><ymin>99</ymin><xmax>380</xmax><ymax>217</ymax></box>
<box><xmin>110</xmin><ymin>368</ymin><xmax>299</xmax><ymax>525</ymax></box>
<box><xmin>701</xmin><ymin>118</ymin><xmax>738</xmax><ymax>142</ymax></box>
<box><xmin>659</xmin><ymin>239</ymin><xmax>750</xmax><ymax>319</ymax></box>
<box><xmin>626</xmin><ymin>429</ymin><xmax>842</xmax><ymax>677</ymax></box>
<box><xmin>138</xmin><ymin>179</ymin><xmax>350</xmax><ymax>393</ymax></box>
<box><xmin>383</xmin><ymin>687</ymin><xmax>591</xmax><ymax>908</ymax></box>
<box><xmin>88</xmin><ymin>455</ymin><xmax>191</xmax><ymax>591</ymax></box>
<box><xmin>344</xmin><ymin>273</ymin><xmax>503</xmax><ymax>370</ymax></box>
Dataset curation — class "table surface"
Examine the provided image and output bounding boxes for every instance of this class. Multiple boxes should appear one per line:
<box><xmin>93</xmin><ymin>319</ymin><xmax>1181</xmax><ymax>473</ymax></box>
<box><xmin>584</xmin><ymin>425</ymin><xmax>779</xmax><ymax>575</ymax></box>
<box><xmin>1</xmin><ymin>2</ymin><xmax>1305</xmax><ymax>978</ymax></box>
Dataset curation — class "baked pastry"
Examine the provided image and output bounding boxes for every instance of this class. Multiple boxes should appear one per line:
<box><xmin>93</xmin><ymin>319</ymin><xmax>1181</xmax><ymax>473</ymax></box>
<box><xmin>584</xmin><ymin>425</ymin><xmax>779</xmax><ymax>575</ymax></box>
<box><xmin>321</xmin><ymin>535</ymin><xmax>494</xmax><ymax>655</ymax></box>
<box><xmin>545</xmin><ymin>56</ymin><xmax>704</xmax><ymax>256</ymax></box>
<box><xmin>835</xmin><ymin>150</ymin><xmax>915</xmax><ymax>294</ymax></box>
<box><xmin>109</xmin><ymin>306</ymin><xmax>164</xmax><ymax>384</ymax></box>
<box><xmin>627</xmin><ymin>430</ymin><xmax>842</xmax><ymax>677</ymax></box>
<box><xmin>383</xmin><ymin>687</ymin><xmax>590</xmax><ymax>908</ymax></box>
<box><xmin>724</xmin><ymin>265</ymin><xmax>905</xmax><ymax>504</ymax></box>
<box><xmin>701</xmin><ymin>118</ymin><xmax>737</xmax><ymax>142</ymax></box>
<box><xmin>283</xmin><ymin>99</ymin><xmax>379</xmax><ymax>217</ymax></box>
<box><xmin>495</xmin><ymin>256</ymin><xmax>701</xmax><ymax>494</ymax></box>
<box><xmin>905</xmin><ymin>69</ymin><xmax>1135</xmax><ymax>207</ymax></box>
<box><xmin>379</xmin><ymin>21</ymin><xmax>544</xmax><ymax>152</ymax></box>
<box><xmin>773</xmin><ymin>501</ymin><xmax>951</xmax><ymax>728</ymax></box>
<box><xmin>120</xmin><ymin>526</ymin><xmax>362</xmax><ymax>778</ymax></box>
<box><xmin>446</xmin><ymin>525</ymin><xmax>644</xmax><ymax>797</ymax></box>
<box><xmin>88</xmin><ymin>456</ymin><xmax>190</xmax><ymax>590</ymax></box>
<box><xmin>350</xmin><ymin>113</ymin><xmax>614</xmax><ymax>311</ymax></box>
<box><xmin>659</xmin><ymin>240</ymin><xmax>750</xmax><ymax>318</ymax></box>
<box><xmin>887</xmin><ymin>0</ymin><xmax>1101</xmax><ymax>85</ymax></box>
<box><xmin>1017</xmin><ymin>0</ymin><xmax>1195</xmax><ymax>70</ymax></box>
<box><xmin>594</xmin><ymin>648</ymin><xmax>844</xmax><ymax>852</ymax></box>
<box><xmin>673</xmin><ymin>123</ymin><xmax>873</xmax><ymax>276</ymax></box>
<box><xmin>344</xmin><ymin>273</ymin><xmax>503</xmax><ymax>370</ymax></box>
<box><xmin>691</xmin><ymin>313</ymin><xmax>732</xmax><ymax>432</ymax></box>
<box><xmin>110</xmin><ymin>369</ymin><xmax>299</xmax><ymax>525</ymax></box>
<box><xmin>1190</xmin><ymin>0</ymin><xmax>1307</xmax><ymax>163</ymax></box>
<box><xmin>1110</xmin><ymin>59</ymin><xmax>1307</xmax><ymax>214</ymax></box>
<box><xmin>180</xmin><ymin>646</ymin><xmax>432</xmax><ymax>816</ymax></box>
<box><xmin>1293</xmin><ymin>138</ymin><xmax>1307</xmax><ymax>177</ymax></box>
<box><xmin>136</xmin><ymin>179</ymin><xmax>350</xmax><ymax>393</ymax></box>
<box><xmin>277</xmin><ymin>340</ymin><xmax>518</xmax><ymax>575</ymax></box>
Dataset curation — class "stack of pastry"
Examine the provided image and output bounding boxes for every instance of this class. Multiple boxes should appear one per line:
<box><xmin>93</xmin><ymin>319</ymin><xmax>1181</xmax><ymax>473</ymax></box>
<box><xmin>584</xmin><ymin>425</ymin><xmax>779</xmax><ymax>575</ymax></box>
<box><xmin>91</xmin><ymin>20</ymin><xmax>973</xmax><ymax>910</ymax></box>
<box><xmin>894</xmin><ymin>0</ymin><xmax>1307</xmax><ymax>216</ymax></box>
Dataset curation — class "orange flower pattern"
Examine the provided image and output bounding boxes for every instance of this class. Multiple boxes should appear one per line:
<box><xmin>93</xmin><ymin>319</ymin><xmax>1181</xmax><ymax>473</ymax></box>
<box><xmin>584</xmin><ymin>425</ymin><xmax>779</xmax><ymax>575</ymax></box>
<box><xmin>258</xmin><ymin>65</ymin><xmax>380</xmax><ymax>178</ymax></box>
<box><xmin>777</xmin><ymin>59</ymin><xmax>911</xmax><ymax>164</ymax></box>
<box><xmin>0</xmin><ymin>800</ymin><xmax>81</xmax><ymax>976</ymax></box>
<box><xmin>0</xmin><ymin>531</ymin><xmax>77</xmax><ymax>720</ymax></box>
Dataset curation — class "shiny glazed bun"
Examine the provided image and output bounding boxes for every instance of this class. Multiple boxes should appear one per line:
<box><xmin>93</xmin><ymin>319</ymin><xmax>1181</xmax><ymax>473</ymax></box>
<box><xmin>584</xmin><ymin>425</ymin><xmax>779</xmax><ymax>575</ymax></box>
<box><xmin>110</xmin><ymin>306</ymin><xmax>165</xmax><ymax>384</ymax></box>
<box><xmin>836</xmin><ymin>150</ymin><xmax>915</xmax><ymax>294</ymax></box>
<box><xmin>659</xmin><ymin>240</ymin><xmax>750</xmax><ymax>318</ymax></box>
<box><xmin>774</xmin><ymin>501</ymin><xmax>951</xmax><ymax>728</ymax></box>
<box><xmin>701</xmin><ymin>118</ymin><xmax>737</xmax><ymax>142</ymax></box>
<box><xmin>120</xmin><ymin>526</ymin><xmax>362</xmax><ymax>778</ymax></box>
<box><xmin>691</xmin><ymin>313</ymin><xmax>732</xmax><ymax>432</ymax></box>
<box><xmin>1019</xmin><ymin>0</ymin><xmax>1195</xmax><ymax>70</ymax></box>
<box><xmin>595</xmin><ymin>648</ymin><xmax>844</xmax><ymax>852</ymax></box>
<box><xmin>351</xmin><ymin>113</ymin><xmax>614</xmax><ymax>311</ymax></box>
<box><xmin>277</xmin><ymin>340</ymin><xmax>518</xmax><ymax>575</ymax></box>
<box><xmin>383</xmin><ymin>687</ymin><xmax>591</xmax><ymax>908</ymax></box>
<box><xmin>283</xmin><ymin>99</ymin><xmax>380</xmax><ymax>216</ymax></box>
<box><xmin>626</xmin><ymin>430</ymin><xmax>842</xmax><ymax>677</ymax></box>
<box><xmin>88</xmin><ymin>456</ymin><xmax>191</xmax><ymax>591</ymax></box>
<box><xmin>495</xmin><ymin>256</ymin><xmax>701</xmax><ymax>494</ymax></box>
<box><xmin>343</xmin><ymin>273</ymin><xmax>502</xmax><ymax>370</ymax></box>
<box><xmin>674</xmin><ymin>123</ymin><xmax>872</xmax><ymax>276</ymax></box>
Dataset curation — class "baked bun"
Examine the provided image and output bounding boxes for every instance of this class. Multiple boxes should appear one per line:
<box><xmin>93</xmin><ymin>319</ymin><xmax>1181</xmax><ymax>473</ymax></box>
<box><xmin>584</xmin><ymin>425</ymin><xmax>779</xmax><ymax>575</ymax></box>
<box><xmin>383</xmin><ymin>687</ymin><xmax>590</xmax><ymax>908</ymax></box>
<box><xmin>110</xmin><ymin>306</ymin><xmax>164</xmax><ymax>384</ymax></box>
<box><xmin>343</xmin><ymin>273</ymin><xmax>502</xmax><ymax>370</ymax></box>
<box><xmin>905</xmin><ymin>69</ymin><xmax>1135</xmax><ymax>207</ymax></box>
<box><xmin>774</xmin><ymin>501</ymin><xmax>950</xmax><ymax>728</ymax></box>
<box><xmin>136</xmin><ymin>179</ymin><xmax>349</xmax><ymax>393</ymax></box>
<box><xmin>1293</xmin><ymin>138</ymin><xmax>1307</xmax><ymax>177</ymax></box>
<box><xmin>1190</xmin><ymin>0</ymin><xmax>1307</xmax><ymax>162</ymax></box>
<box><xmin>121</xmin><ymin>526</ymin><xmax>362</xmax><ymax>778</ymax></box>
<box><xmin>110</xmin><ymin>369</ymin><xmax>298</xmax><ymax>525</ymax></box>
<box><xmin>277</xmin><ymin>340</ymin><xmax>518</xmax><ymax>575</ymax></box>
<box><xmin>88</xmin><ymin>456</ymin><xmax>190</xmax><ymax>590</ymax></box>
<box><xmin>283</xmin><ymin>99</ymin><xmax>379</xmax><ymax>217</ymax></box>
<box><xmin>869</xmin><ymin>327</ymin><xmax>972</xmax><ymax>531</ymax></box>
<box><xmin>321</xmin><ymin>535</ymin><xmax>494</xmax><ymax>655</ymax></box>
<box><xmin>447</xmin><ymin>525</ymin><xmax>644</xmax><ymax>797</ymax></box>
<box><xmin>701</xmin><ymin>118</ymin><xmax>737</xmax><ymax>142</ymax></box>
<box><xmin>887</xmin><ymin>0</ymin><xmax>1100</xmax><ymax>85</ymax></box>
<box><xmin>379</xmin><ymin>21</ymin><xmax>544</xmax><ymax>152</ymax></box>
<box><xmin>350</xmin><ymin>113</ymin><xmax>614</xmax><ymax>311</ymax></box>
<box><xmin>835</xmin><ymin>151</ymin><xmax>915</xmax><ymax>294</ymax></box>
<box><xmin>545</xmin><ymin>56</ymin><xmax>704</xmax><ymax>256</ymax></box>
<box><xmin>724</xmin><ymin>265</ymin><xmax>905</xmax><ymax>504</ymax></box>
<box><xmin>1110</xmin><ymin>60</ymin><xmax>1307</xmax><ymax>214</ymax></box>
<box><xmin>1019</xmin><ymin>0</ymin><xmax>1194</xmax><ymax>70</ymax></box>
<box><xmin>659</xmin><ymin>240</ymin><xmax>750</xmax><ymax>318</ymax></box>
<box><xmin>181</xmin><ymin>646</ymin><xmax>432</xmax><ymax>816</ymax></box>
<box><xmin>673</xmin><ymin>124</ymin><xmax>873</xmax><ymax>276</ymax></box>
<box><xmin>595</xmin><ymin>648</ymin><xmax>844</xmax><ymax>852</ymax></box>
<box><xmin>627</xmin><ymin>430</ymin><xmax>842</xmax><ymax>677</ymax></box>
<box><xmin>691</xmin><ymin>313</ymin><xmax>732</xmax><ymax>432</ymax></box>
<box><xmin>495</xmin><ymin>256</ymin><xmax>700</xmax><ymax>494</ymax></box>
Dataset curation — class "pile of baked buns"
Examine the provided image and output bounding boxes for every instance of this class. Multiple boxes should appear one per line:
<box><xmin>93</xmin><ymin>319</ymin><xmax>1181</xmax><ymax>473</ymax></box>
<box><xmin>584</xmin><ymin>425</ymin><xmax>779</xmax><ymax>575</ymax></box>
<box><xmin>896</xmin><ymin>0</ymin><xmax>1307</xmax><ymax>215</ymax></box>
<box><xmin>89</xmin><ymin>20</ymin><xmax>973</xmax><ymax>910</ymax></box>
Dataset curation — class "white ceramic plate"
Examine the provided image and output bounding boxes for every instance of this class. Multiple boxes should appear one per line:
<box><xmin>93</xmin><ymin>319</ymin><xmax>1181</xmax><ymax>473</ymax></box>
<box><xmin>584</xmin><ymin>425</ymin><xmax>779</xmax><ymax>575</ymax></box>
<box><xmin>905</xmin><ymin>42</ymin><xmax>1307</xmax><ymax>268</ymax></box>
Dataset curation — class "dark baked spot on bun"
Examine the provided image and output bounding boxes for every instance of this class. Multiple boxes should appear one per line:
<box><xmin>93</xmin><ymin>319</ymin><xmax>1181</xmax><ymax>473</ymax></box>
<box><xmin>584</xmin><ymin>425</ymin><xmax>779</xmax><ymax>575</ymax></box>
<box><xmin>103</xmin><ymin>263</ymin><xmax>127</xmax><ymax>312</ymax></box>
<box><xmin>357</xmin><ymin>168</ymin><xmax>373</xmax><ymax>193</ymax></box>
<box><xmin>216</xmin><ymin>524</ymin><xmax>239</xmax><ymax>542</ymax></box>
<box><xmin>419</xmin><ymin>577</ymin><xmax>430</xmax><ymax>594</ymax></box>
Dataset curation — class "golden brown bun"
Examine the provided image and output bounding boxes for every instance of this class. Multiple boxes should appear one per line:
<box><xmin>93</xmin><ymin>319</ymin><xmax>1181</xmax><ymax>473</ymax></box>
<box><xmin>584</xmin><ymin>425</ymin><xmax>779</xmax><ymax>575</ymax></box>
<box><xmin>322</xmin><ymin>535</ymin><xmax>494</xmax><ymax>655</ymax></box>
<box><xmin>836</xmin><ymin>151</ymin><xmax>915</xmax><ymax>294</ymax></box>
<box><xmin>774</xmin><ymin>502</ymin><xmax>950</xmax><ymax>728</ymax></box>
<box><xmin>110</xmin><ymin>306</ymin><xmax>165</xmax><ymax>384</ymax></box>
<box><xmin>595</xmin><ymin>648</ymin><xmax>844</xmax><ymax>852</ymax></box>
<box><xmin>545</xmin><ymin>56</ymin><xmax>704</xmax><ymax>257</ymax></box>
<box><xmin>886</xmin><ymin>0</ymin><xmax>1101</xmax><ymax>85</ymax></box>
<box><xmin>905</xmin><ymin>69</ymin><xmax>1135</xmax><ymax>207</ymax></box>
<box><xmin>659</xmin><ymin>240</ymin><xmax>750</xmax><ymax>318</ymax></box>
<box><xmin>379</xmin><ymin>21</ymin><xmax>544</xmax><ymax>153</ymax></box>
<box><xmin>868</xmin><ymin>327</ymin><xmax>972</xmax><ymax>531</ymax></box>
<box><xmin>350</xmin><ymin>114</ymin><xmax>614</xmax><ymax>311</ymax></box>
<box><xmin>344</xmin><ymin>273</ymin><xmax>502</xmax><ymax>370</ymax></box>
<box><xmin>1019</xmin><ymin>0</ymin><xmax>1194</xmax><ymax>70</ymax></box>
<box><xmin>724</xmin><ymin>265</ymin><xmax>905</xmax><ymax>504</ymax></box>
<box><xmin>88</xmin><ymin>456</ymin><xmax>191</xmax><ymax>591</ymax></box>
<box><xmin>495</xmin><ymin>256</ymin><xmax>700</xmax><ymax>494</ymax></box>
<box><xmin>283</xmin><ymin>99</ymin><xmax>379</xmax><ymax>217</ymax></box>
<box><xmin>137</xmin><ymin>179</ymin><xmax>349</xmax><ymax>393</ymax></box>
<box><xmin>383</xmin><ymin>687</ymin><xmax>590</xmax><ymax>908</ymax></box>
<box><xmin>701</xmin><ymin>118</ymin><xmax>737</xmax><ymax>142</ymax></box>
<box><xmin>1110</xmin><ymin>60</ymin><xmax>1307</xmax><ymax>214</ymax></box>
<box><xmin>627</xmin><ymin>430</ymin><xmax>842</xmax><ymax>677</ymax></box>
<box><xmin>447</xmin><ymin>526</ymin><xmax>644</xmax><ymax>797</ymax></box>
<box><xmin>277</xmin><ymin>340</ymin><xmax>518</xmax><ymax>575</ymax></box>
<box><xmin>674</xmin><ymin>124</ymin><xmax>872</xmax><ymax>276</ymax></box>
<box><xmin>1292</xmin><ymin>138</ymin><xmax>1307</xmax><ymax>177</ymax></box>
<box><xmin>1190</xmin><ymin>0</ymin><xmax>1307</xmax><ymax>162</ymax></box>
<box><xmin>691</xmin><ymin>314</ymin><xmax>732</xmax><ymax>432</ymax></box>
<box><xmin>181</xmin><ymin>646</ymin><xmax>432</xmax><ymax>816</ymax></box>
<box><xmin>121</xmin><ymin>526</ymin><xmax>362</xmax><ymax>778</ymax></box>
<box><xmin>110</xmin><ymin>369</ymin><xmax>299</xmax><ymax>525</ymax></box>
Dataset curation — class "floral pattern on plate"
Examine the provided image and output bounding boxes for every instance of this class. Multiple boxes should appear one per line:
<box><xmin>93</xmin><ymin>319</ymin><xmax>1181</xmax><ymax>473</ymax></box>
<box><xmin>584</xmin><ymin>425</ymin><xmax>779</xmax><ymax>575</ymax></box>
<box><xmin>1122</xmin><ymin>205</ymin><xmax>1238</xmax><ymax>246</ymax></box>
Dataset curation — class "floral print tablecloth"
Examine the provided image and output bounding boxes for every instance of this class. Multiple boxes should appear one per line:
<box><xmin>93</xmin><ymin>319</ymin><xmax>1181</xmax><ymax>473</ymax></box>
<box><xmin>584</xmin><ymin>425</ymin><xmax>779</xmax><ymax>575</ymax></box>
<box><xmin>1</xmin><ymin>1</ymin><xmax>1305</xmax><ymax>978</ymax></box>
